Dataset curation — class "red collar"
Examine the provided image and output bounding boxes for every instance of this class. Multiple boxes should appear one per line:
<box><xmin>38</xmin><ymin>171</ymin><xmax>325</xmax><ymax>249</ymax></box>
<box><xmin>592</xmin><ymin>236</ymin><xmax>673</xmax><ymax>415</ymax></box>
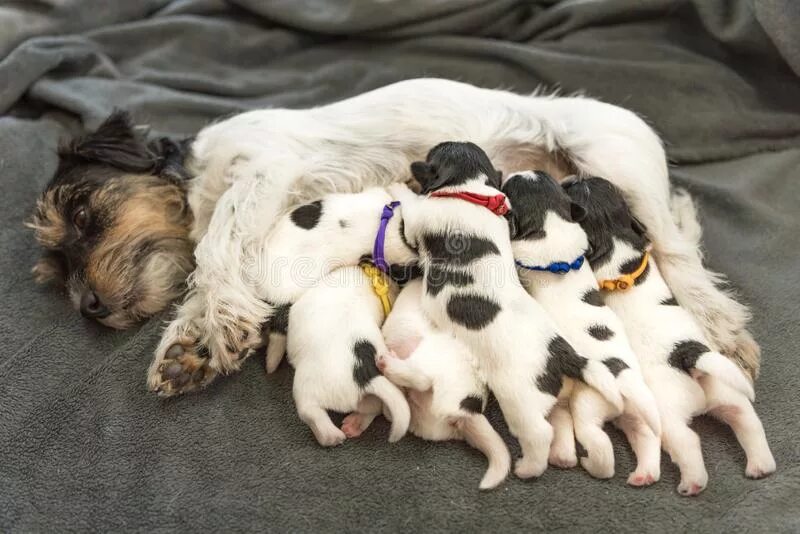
<box><xmin>429</xmin><ymin>190</ymin><xmax>509</xmax><ymax>215</ymax></box>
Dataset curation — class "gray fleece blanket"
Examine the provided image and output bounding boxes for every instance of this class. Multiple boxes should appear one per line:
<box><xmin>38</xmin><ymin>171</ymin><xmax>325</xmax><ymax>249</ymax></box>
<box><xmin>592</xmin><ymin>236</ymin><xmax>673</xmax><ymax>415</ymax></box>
<box><xmin>1</xmin><ymin>1</ymin><xmax>799</xmax><ymax>531</ymax></box>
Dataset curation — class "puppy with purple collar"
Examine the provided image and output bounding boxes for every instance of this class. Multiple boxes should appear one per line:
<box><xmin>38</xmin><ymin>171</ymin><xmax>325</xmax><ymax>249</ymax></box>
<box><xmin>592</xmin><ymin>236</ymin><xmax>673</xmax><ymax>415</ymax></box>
<box><xmin>503</xmin><ymin>171</ymin><xmax>661</xmax><ymax>485</ymax></box>
<box><xmin>379</xmin><ymin>279</ymin><xmax>511</xmax><ymax>490</ymax></box>
<box><xmin>564</xmin><ymin>176</ymin><xmax>774</xmax><ymax>496</ymax></box>
<box><xmin>392</xmin><ymin>141</ymin><xmax>624</xmax><ymax>479</ymax></box>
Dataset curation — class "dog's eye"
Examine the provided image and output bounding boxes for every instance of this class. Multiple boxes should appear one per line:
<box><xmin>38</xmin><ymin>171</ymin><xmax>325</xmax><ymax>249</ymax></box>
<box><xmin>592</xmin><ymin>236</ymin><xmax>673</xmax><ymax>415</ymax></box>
<box><xmin>73</xmin><ymin>207</ymin><xmax>88</xmax><ymax>230</ymax></box>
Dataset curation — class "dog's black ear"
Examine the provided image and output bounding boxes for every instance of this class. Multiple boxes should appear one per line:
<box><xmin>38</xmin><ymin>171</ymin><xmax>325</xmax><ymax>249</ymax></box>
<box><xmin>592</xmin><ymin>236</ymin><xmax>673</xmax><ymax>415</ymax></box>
<box><xmin>149</xmin><ymin>137</ymin><xmax>193</xmax><ymax>184</ymax></box>
<box><xmin>411</xmin><ymin>161</ymin><xmax>446</xmax><ymax>193</ymax></box>
<box><xmin>570</xmin><ymin>201</ymin><xmax>587</xmax><ymax>223</ymax></box>
<box><xmin>487</xmin><ymin>169</ymin><xmax>503</xmax><ymax>189</ymax></box>
<box><xmin>631</xmin><ymin>216</ymin><xmax>648</xmax><ymax>237</ymax></box>
<box><xmin>62</xmin><ymin>110</ymin><xmax>156</xmax><ymax>173</ymax></box>
<box><xmin>505</xmin><ymin>212</ymin><xmax>519</xmax><ymax>239</ymax></box>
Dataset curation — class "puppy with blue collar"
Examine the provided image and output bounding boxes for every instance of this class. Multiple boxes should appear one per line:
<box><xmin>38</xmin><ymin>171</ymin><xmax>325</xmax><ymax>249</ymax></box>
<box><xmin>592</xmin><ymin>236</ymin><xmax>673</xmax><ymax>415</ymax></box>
<box><xmin>503</xmin><ymin>171</ymin><xmax>661</xmax><ymax>485</ymax></box>
<box><xmin>392</xmin><ymin>142</ymin><xmax>623</xmax><ymax>479</ymax></box>
<box><xmin>380</xmin><ymin>279</ymin><xmax>510</xmax><ymax>490</ymax></box>
<box><xmin>564</xmin><ymin>176</ymin><xmax>774</xmax><ymax>496</ymax></box>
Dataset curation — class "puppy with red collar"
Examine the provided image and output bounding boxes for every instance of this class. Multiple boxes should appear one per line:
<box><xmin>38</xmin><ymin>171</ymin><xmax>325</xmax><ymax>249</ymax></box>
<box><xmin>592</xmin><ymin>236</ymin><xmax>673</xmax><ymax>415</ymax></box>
<box><xmin>379</xmin><ymin>279</ymin><xmax>510</xmax><ymax>490</ymax></box>
<box><xmin>503</xmin><ymin>171</ymin><xmax>661</xmax><ymax>485</ymax></box>
<box><xmin>392</xmin><ymin>142</ymin><xmax>623</xmax><ymax>479</ymax></box>
<box><xmin>564</xmin><ymin>176</ymin><xmax>774</xmax><ymax>496</ymax></box>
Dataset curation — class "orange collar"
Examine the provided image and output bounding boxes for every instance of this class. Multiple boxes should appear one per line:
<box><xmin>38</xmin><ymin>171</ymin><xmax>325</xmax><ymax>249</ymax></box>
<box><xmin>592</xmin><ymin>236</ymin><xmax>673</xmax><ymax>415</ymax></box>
<box><xmin>599</xmin><ymin>251</ymin><xmax>650</xmax><ymax>291</ymax></box>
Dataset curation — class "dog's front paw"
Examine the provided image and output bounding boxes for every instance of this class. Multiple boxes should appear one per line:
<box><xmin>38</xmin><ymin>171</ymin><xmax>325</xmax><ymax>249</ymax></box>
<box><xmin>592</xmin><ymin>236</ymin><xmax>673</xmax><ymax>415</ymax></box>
<box><xmin>149</xmin><ymin>338</ymin><xmax>216</xmax><ymax>397</ymax></box>
<box><xmin>627</xmin><ymin>468</ymin><xmax>659</xmax><ymax>487</ymax></box>
<box><xmin>677</xmin><ymin>471</ymin><xmax>708</xmax><ymax>496</ymax></box>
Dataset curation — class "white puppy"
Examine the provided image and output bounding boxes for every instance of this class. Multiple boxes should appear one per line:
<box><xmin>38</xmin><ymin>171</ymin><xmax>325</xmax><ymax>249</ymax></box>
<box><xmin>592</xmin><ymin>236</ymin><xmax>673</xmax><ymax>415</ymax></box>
<box><xmin>283</xmin><ymin>265</ymin><xmax>410</xmax><ymax>446</ymax></box>
<box><xmin>393</xmin><ymin>142</ymin><xmax>623</xmax><ymax>479</ymax></box>
<box><xmin>380</xmin><ymin>279</ymin><xmax>511</xmax><ymax>490</ymax></box>
<box><xmin>565</xmin><ymin>176</ymin><xmax>774</xmax><ymax>496</ymax></box>
<box><xmin>504</xmin><ymin>171</ymin><xmax>661</xmax><ymax>485</ymax></box>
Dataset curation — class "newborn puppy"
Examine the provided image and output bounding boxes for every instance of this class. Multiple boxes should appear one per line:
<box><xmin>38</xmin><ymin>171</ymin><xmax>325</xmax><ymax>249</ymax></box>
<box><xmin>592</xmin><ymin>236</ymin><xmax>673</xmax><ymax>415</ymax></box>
<box><xmin>565</xmin><ymin>176</ymin><xmax>774</xmax><ymax>495</ymax></box>
<box><xmin>380</xmin><ymin>279</ymin><xmax>510</xmax><ymax>490</ymax></box>
<box><xmin>392</xmin><ymin>142</ymin><xmax>623</xmax><ymax>479</ymax></box>
<box><xmin>282</xmin><ymin>265</ymin><xmax>410</xmax><ymax>446</ymax></box>
<box><xmin>504</xmin><ymin>171</ymin><xmax>661</xmax><ymax>485</ymax></box>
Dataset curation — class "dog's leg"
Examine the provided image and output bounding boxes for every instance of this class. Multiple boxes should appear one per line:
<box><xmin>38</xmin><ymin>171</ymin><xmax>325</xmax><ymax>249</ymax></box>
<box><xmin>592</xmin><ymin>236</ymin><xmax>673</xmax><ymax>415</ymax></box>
<box><xmin>660</xmin><ymin>414</ymin><xmax>708</xmax><ymax>496</ymax></box>
<box><xmin>701</xmin><ymin>377</ymin><xmax>775</xmax><ymax>479</ymax></box>
<box><xmin>376</xmin><ymin>352</ymin><xmax>433</xmax><ymax>391</ymax></box>
<box><xmin>493</xmin><ymin>387</ymin><xmax>553</xmax><ymax>479</ymax></box>
<box><xmin>571</xmin><ymin>389</ymin><xmax>615</xmax><ymax>479</ymax></box>
<box><xmin>265</xmin><ymin>333</ymin><xmax>287</xmax><ymax>374</ymax></box>
<box><xmin>548</xmin><ymin>398</ymin><xmax>577</xmax><ymax>468</ymax></box>
<box><xmin>551</xmin><ymin>100</ymin><xmax>758</xmax><ymax>378</ymax></box>
<box><xmin>614</xmin><ymin>413</ymin><xmax>661</xmax><ymax>486</ymax></box>
<box><xmin>341</xmin><ymin>395</ymin><xmax>383</xmax><ymax>438</ymax></box>
<box><xmin>295</xmin><ymin>397</ymin><xmax>346</xmax><ymax>447</ymax></box>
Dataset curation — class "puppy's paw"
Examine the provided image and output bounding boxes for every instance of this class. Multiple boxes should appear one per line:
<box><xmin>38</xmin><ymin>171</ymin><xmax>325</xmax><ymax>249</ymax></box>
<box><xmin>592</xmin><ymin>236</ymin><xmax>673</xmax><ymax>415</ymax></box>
<box><xmin>627</xmin><ymin>468</ymin><xmax>660</xmax><ymax>487</ymax></box>
<box><xmin>315</xmin><ymin>426</ymin><xmax>347</xmax><ymax>447</ymax></box>
<box><xmin>514</xmin><ymin>456</ymin><xmax>548</xmax><ymax>479</ymax></box>
<box><xmin>376</xmin><ymin>351</ymin><xmax>397</xmax><ymax>374</ymax></box>
<box><xmin>677</xmin><ymin>472</ymin><xmax>708</xmax><ymax>496</ymax></box>
<box><xmin>149</xmin><ymin>339</ymin><xmax>216</xmax><ymax>397</ymax></box>
<box><xmin>548</xmin><ymin>448</ymin><xmax>578</xmax><ymax>469</ymax></box>
<box><xmin>341</xmin><ymin>413</ymin><xmax>366</xmax><ymax>438</ymax></box>
<box><xmin>745</xmin><ymin>455</ymin><xmax>776</xmax><ymax>479</ymax></box>
<box><xmin>580</xmin><ymin>454</ymin><xmax>614</xmax><ymax>480</ymax></box>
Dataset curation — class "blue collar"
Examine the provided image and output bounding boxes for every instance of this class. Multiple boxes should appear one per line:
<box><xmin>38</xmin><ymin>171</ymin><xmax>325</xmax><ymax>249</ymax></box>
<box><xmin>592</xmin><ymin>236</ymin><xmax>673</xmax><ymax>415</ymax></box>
<box><xmin>515</xmin><ymin>254</ymin><xmax>585</xmax><ymax>274</ymax></box>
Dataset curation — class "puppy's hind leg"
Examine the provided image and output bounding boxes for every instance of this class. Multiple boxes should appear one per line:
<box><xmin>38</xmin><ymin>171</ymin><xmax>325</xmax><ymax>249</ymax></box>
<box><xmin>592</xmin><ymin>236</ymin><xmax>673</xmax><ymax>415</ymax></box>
<box><xmin>341</xmin><ymin>395</ymin><xmax>383</xmax><ymax>438</ymax></box>
<box><xmin>571</xmin><ymin>388</ymin><xmax>615</xmax><ymax>479</ymax></box>
<box><xmin>265</xmin><ymin>333</ymin><xmax>287</xmax><ymax>374</ymax></box>
<box><xmin>614</xmin><ymin>413</ymin><xmax>661</xmax><ymax>486</ymax></box>
<box><xmin>661</xmin><ymin>415</ymin><xmax>708</xmax><ymax>496</ymax></box>
<box><xmin>702</xmin><ymin>377</ymin><xmax>775</xmax><ymax>479</ymax></box>
<box><xmin>494</xmin><ymin>387</ymin><xmax>553</xmax><ymax>479</ymax></box>
<box><xmin>295</xmin><ymin>399</ymin><xmax>346</xmax><ymax>447</ymax></box>
<box><xmin>548</xmin><ymin>398</ymin><xmax>577</xmax><ymax>468</ymax></box>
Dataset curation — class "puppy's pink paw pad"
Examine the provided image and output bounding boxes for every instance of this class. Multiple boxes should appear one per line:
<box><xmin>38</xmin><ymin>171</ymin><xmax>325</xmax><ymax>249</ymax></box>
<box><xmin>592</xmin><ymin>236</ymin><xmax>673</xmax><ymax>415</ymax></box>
<box><xmin>341</xmin><ymin>414</ymin><xmax>364</xmax><ymax>438</ymax></box>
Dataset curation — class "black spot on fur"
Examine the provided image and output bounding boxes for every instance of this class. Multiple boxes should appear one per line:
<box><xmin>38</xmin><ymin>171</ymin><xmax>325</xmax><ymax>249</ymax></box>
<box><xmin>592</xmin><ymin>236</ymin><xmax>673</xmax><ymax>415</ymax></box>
<box><xmin>660</xmin><ymin>296</ymin><xmax>678</xmax><ymax>306</ymax></box>
<box><xmin>270</xmin><ymin>303</ymin><xmax>291</xmax><ymax>335</ymax></box>
<box><xmin>668</xmin><ymin>340</ymin><xmax>710</xmax><ymax>374</ymax></box>
<box><xmin>619</xmin><ymin>254</ymin><xmax>650</xmax><ymax>286</ymax></box>
<box><xmin>576</xmin><ymin>441</ymin><xmax>588</xmax><ymax>458</ymax></box>
<box><xmin>603</xmin><ymin>357</ymin><xmax>629</xmax><ymax>377</ymax></box>
<box><xmin>411</xmin><ymin>141</ymin><xmax>501</xmax><ymax>193</ymax></box>
<box><xmin>425</xmin><ymin>265</ymin><xmax>474</xmax><ymax>297</ymax></box>
<box><xmin>588</xmin><ymin>324</ymin><xmax>615</xmax><ymax>341</ymax></box>
<box><xmin>536</xmin><ymin>336</ymin><xmax>588</xmax><ymax>397</ymax></box>
<box><xmin>582</xmin><ymin>288</ymin><xmax>605</xmax><ymax>307</ymax></box>
<box><xmin>338</xmin><ymin>219</ymin><xmax>349</xmax><ymax>229</ymax></box>
<box><xmin>388</xmin><ymin>263</ymin><xmax>423</xmax><ymax>285</ymax></box>
<box><xmin>352</xmin><ymin>339</ymin><xmax>379</xmax><ymax>388</ymax></box>
<box><xmin>290</xmin><ymin>200</ymin><xmax>323</xmax><ymax>230</ymax></box>
<box><xmin>422</xmin><ymin>233</ymin><xmax>499</xmax><ymax>266</ymax></box>
<box><xmin>459</xmin><ymin>395</ymin><xmax>483</xmax><ymax>413</ymax></box>
<box><xmin>446</xmin><ymin>294</ymin><xmax>501</xmax><ymax>330</ymax></box>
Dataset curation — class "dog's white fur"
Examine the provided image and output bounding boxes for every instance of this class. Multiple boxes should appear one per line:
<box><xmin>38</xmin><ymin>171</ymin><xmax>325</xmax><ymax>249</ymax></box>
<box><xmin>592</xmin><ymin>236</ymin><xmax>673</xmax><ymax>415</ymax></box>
<box><xmin>392</xmin><ymin>165</ymin><xmax>625</xmax><ymax>479</ymax></box>
<box><xmin>380</xmin><ymin>280</ymin><xmax>511</xmax><ymax>489</ymax></box>
<box><xmin>507</xmin><ymin>171</ymin><xmax>661</xmax><ymax>484</ymax></box>
<box><xmin>146</xmin><ymin>78</ymin><xmax>757</xmax><ymax>394</ymax></box>
<box><xmin>279</xmin><ymin>265</ymin><xmax>409</xmax><ymax>446</ymax></box>
<box><xmin>594</xmin><ymin>236</ymin><xmax>774</xmax><ymax>495</ymax></box>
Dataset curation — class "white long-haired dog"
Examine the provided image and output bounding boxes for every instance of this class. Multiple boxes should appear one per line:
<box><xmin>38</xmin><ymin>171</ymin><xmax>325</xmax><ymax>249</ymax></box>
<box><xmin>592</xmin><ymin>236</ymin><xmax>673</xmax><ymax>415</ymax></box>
<box><xmin>143</xmin><ymin>78</ymin><xmax>757</xmax><ymax>397</ymax></box>
<box><xmin>392</xmin><ymin>141</ymin><xmax>624</xmax><ymax>479</ymax></box>
<box><xmin>504</xmin><ymin>170</ymin><xmax>661</xmax><ymax>485</ymax></box>
<box><xmin>564</xmin><ymin>176</ymin><xmax>774</xmax><ymax>496</ymax></box>
<box><xmin>380</xmin><ymin>279</ymin><xmax>511</xmax><ymax>490</ymax></box>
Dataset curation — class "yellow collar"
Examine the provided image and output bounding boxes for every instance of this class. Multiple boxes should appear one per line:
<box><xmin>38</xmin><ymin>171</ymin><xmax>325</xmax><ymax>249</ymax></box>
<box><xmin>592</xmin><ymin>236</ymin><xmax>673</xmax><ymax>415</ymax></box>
<box><xmin>599</xmin><ymin>251</ymin><xmax>650</xmax><ymax>291</ymax></box>
<box><xmin>360</xmin><ymin>262</ymin><xmax>392</xmax><ymax>316</ymax></box>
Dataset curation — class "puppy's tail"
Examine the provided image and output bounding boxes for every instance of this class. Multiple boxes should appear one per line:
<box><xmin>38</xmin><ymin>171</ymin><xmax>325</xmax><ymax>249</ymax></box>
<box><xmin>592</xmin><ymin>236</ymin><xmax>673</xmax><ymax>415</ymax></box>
<box><xmin>579</xmin><ymin>360</ymin><xmax>624</xmax><ymax>413</ymax></box>
<box><xmin>688</xmin><ymin>350</ymin><xmax>755</xmax><ymax>401</ymax></box>
<box><xmin>365</xmin><ymin>376</ymin><xmax>411</xmax><ymax>442</ymax></box>
<box><xmin>456</xmin><ymin>413</ymin><xmax>511</xmax><ymax>490</ymax></box>
<box><xmin>616</xmin><ymin>366</ymin><xmax>661</xmax><ymax>437</ymax></box>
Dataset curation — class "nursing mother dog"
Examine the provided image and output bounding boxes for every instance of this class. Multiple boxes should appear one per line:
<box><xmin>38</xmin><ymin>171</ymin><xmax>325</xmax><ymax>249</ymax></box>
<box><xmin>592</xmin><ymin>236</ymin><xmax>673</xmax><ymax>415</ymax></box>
<box><xmin>27</xmin><ymin>78</ymin><xmax>759</xmax><ymax>395</ymax></box>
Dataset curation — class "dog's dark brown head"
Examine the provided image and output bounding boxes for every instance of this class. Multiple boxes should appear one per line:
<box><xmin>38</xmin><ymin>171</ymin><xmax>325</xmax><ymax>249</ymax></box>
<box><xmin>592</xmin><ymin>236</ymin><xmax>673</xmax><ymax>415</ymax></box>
<box><xmin>562</xmin><ymin>176</ymin><xmax>648</xmax><ymax>267</ymax></box>
<box><xmin>27</xmin><ymin>111</ymin><xmax>195</xmax><ymax>329</ymax></box>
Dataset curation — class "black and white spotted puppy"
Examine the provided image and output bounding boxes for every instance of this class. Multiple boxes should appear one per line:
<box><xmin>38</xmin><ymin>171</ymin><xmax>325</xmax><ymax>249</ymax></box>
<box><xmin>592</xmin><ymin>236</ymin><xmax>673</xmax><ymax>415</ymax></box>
<box><xmin>250</xmin><ymin>185</ymin><xmax>419</xmax><ymax>372</ymax></box>
<box><xmin>392</xmin><ymin>141</ymin><xmax>623</xmax><ymax>479</ymax></box>
<box><xmin>565</xmin><ymin>176</ymin><xmax>774</xmax><ymax>496</ymax></box>
<box><xmin>379</xmin><ymin>279</ymin><xmax>510</xmax><ymax>489</ymax></box>
<box><xmin>504</xmin><ymin>171</ymin><xmax>661</xmax><ymax>485</ymax></box>
<box><xmin>279</xmin><ymin>265</ymin><xmax>409</xmax><ymax>446</ymax></box>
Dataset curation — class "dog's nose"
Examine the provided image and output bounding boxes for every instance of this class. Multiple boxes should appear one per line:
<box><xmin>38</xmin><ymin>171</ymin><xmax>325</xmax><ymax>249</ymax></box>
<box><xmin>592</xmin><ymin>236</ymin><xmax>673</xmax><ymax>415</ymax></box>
<box><xmin>80</xmin><ymin>290</ymin><xmax>110</xmax><ymax>319</ymax></box>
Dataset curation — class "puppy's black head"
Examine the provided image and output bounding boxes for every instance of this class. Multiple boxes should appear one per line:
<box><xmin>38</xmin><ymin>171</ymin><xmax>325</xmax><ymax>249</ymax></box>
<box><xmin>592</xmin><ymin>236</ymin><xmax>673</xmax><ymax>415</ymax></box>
<box><xmin>27</xmin><ymin>111</ymin><xmax>195</xmax><ymax>329</ymax></box>
<box><xmin>410</xmin><ymin>141</ymin><xmax>502</xmax><ymax>194</ymax></box>
<box><xmin>562</xmin><ymin>176</ymin><xmax>648</xmax><ymax>267</ymax></box>
<box><xmin>501</xmin><ymin>171</ymin><xmax>586</xmax><ymax>240</ymax></box>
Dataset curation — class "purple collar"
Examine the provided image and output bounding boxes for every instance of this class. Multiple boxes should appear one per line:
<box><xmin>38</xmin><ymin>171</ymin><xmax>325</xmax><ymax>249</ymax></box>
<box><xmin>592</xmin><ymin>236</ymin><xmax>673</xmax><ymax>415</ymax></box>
<box><xmin>372</xmin><ymin>201</ymin><xmax>401</xmax><ymax>273</ymax></box>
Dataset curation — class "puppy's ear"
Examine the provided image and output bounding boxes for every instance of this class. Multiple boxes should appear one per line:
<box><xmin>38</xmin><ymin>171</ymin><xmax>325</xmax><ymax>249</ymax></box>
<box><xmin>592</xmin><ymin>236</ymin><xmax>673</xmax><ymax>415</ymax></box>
<box><xmin>505</xmin><ymin>212</ymin><xmax>519</xmax><ymax>239</ymax></box>
<box><xmin>149</xmin><ymin>137</ymin><xmax>193</xmax><ymax>184</ymax></box>
<box><xmin>487</xmin><ymin>169</ymin><xmax>503</xmax><ymax>189</ymax></box>
<box><xmin>631</xmin><ymin>216</ymin><xmax>648</xmax><ymax>238</ymax></box>
<box><xmin>569</xmin><ymin>202</ymin><xmax>587</xmax><ymax>223</ymax></box>
<box><xmin>411</xmin><ymin>161</ymin><xmax>439</xmax><ymax>193</ymax></box>
<box><xmin>62</xmin><ymin>110</ymin><xmax>156</xmax><ymax>173</ymax></box>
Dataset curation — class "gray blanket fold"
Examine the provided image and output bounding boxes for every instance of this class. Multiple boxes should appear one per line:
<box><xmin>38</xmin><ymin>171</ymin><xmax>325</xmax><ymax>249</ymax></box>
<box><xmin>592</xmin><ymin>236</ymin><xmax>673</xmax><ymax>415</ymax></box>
<box><xmin>1</xmin><ymin>1</ymin><xmax>798</xmax><ymax>531</ymax></box>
